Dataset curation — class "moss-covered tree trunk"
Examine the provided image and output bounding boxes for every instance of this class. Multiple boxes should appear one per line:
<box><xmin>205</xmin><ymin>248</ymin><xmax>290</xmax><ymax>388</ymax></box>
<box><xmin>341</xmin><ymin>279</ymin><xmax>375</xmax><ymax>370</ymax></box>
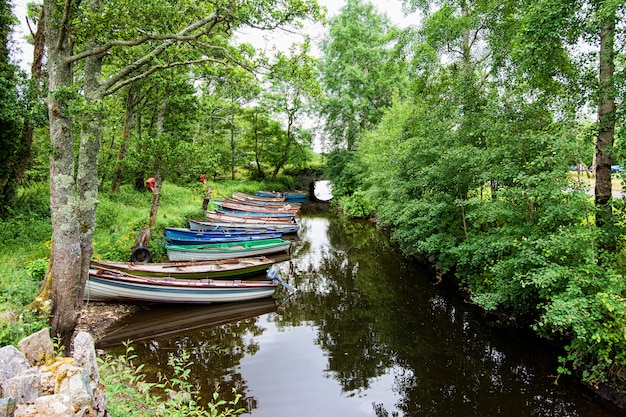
<box><xmin>43</xmin><ymin>0</ymin><xmax>83</xmax><ymax>349</ymax></box>
<box><xmin>594</xmin><ymin>9</ymin><xmax>616</xmax><ymax>248</ymax></box>
<box><xmin>111</xmin><ymin>85</ymin><xmax>138</xmax><ymax>193</ymax></box>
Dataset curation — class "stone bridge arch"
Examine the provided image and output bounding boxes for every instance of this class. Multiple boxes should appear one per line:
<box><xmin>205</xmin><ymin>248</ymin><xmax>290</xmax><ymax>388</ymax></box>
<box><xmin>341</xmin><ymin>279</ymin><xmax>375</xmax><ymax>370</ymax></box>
<box><xmin>293</xmin><ymin>167</ymin><xmax>331</xmax><ymax>202</ymax></box>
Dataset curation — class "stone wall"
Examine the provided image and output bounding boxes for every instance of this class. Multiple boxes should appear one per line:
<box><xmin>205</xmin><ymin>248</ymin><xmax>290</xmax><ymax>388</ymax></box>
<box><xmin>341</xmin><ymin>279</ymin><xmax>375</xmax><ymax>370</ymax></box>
<box><xmin>0</xmin><ymin>329</ymin><xmax>105</xmax><ymax>417</ymax></box>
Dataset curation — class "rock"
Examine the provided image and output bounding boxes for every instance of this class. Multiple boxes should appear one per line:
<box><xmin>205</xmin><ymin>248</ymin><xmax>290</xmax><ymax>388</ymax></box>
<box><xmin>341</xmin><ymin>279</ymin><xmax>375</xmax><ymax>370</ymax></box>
<box><xmin>72</xmin><ymin>333</ymin><xmax>99</xmax><ymax>385</ymax></box>
<box><xmin>0</xmin><ymin>368</ymin><xmax>41</xmax><ymax>403</ymax></box>
<box><xmin>0</xmin><ymin>398</ymin><xmax>16</xmax><ymax>417</ymax></box>
<box><xmin>34</xmin><ymin>395</ymin><xmax>73</xmax><ymax>417</ymax></box>
<box><xmin>1</xmin><ymin>330</ymin><xmax>106</xmax><ymax>417</ymax></box>
<box><xmin>55</xmin><ymin>365</ymin><xmax>92</xmax><ymax>410</ymax></box>
<box><xmin>17</xmin><ymin>328</ymin><xmax>53</xmax><ymax>366</ymax></box>
<box><xmin>0</xmin><ymin>346</ymin><xmax>29</xmax><ymax>386</ymax></box>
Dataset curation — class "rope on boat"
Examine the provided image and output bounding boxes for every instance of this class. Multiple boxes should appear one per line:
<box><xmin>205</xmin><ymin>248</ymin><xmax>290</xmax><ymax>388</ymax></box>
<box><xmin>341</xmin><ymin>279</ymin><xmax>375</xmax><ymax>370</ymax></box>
<box><xmin>267</xmin><ymin>265</ymin><xmax>295</xmax><ymax>292</ymax></box>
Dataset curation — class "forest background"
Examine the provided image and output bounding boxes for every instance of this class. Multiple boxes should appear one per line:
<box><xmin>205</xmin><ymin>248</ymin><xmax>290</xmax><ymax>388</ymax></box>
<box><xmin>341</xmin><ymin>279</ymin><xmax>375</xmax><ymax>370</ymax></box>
<box><xmin>1</xmin><ymin>0</ymin><xmax>626</xmax><ymax>402</ymax></box>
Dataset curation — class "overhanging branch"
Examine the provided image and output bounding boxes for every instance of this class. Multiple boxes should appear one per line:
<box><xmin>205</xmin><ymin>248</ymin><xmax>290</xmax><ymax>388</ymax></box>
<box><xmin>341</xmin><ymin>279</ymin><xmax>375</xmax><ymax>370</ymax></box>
<box><xmin>104</xmin><ymin>57</ymin><xmax>229</xmax><ymax>96</ymax></box>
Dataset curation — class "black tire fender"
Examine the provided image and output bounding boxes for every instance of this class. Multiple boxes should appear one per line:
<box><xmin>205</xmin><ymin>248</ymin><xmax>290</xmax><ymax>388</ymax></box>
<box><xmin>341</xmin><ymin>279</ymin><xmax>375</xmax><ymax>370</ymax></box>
<box><xmin>130</xmin><ymin>247</ymin><xmax>151</xmax><ymax>263</ymax></box>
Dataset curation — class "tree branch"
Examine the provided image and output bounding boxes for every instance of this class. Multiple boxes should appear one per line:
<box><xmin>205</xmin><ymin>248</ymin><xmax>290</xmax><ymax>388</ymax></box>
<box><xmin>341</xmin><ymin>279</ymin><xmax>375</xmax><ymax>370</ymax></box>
<box><xmin>56</xmin><ymin>0</ymin><xmax>72</xmax><ymax>51</ymax></box>
<box><xmin>104</xmin><ymin>57</ymin><xmax>229</xmax><ymax>96</ymax></box>
<box><xmin>98</xmin><ymin>13</ymin><xmax>224</xmax><ymax>94</ymax></box>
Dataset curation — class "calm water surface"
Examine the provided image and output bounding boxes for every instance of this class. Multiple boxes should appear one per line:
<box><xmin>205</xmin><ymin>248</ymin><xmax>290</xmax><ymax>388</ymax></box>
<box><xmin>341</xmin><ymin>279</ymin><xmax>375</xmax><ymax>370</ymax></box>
<box><xmin>101</xmin><ymin>210</ymin><xmax>624</xmax><ymax>416</ymax></box>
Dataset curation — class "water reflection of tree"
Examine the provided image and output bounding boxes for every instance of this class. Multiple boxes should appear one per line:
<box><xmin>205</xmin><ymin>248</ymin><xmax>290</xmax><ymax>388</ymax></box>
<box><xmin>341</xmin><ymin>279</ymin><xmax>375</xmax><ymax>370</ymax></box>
<box><xmin>107</xmin><ymin>317</ymin><xmax>267</xmax><ymax>410</ymax></box>
<box><xmin>274</xmin><ymin>214</ymin><xmax>608</xmax><ymax>416</ymax></box>
<box><xmin>276</xmin><ymin>218</ymin><xmax>396</xmax><ymax>392</ymax></box>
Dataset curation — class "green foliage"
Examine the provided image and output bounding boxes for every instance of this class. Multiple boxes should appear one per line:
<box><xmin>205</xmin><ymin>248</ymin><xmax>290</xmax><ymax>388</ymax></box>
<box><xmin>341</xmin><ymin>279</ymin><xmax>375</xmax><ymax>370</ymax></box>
<box><xmin>338</xmin><ymin>191</ymin><xmax>374</xmax><ymax>218</ymax></box>
<box><xmin>100</xmin><ymin>344</ymin><xmax>245</xmax><ymax>417</ymax></box>
<box><xmin>325</xmin><ymin>150</ymin><xmax>364</xmax><ymax>198</ymax></box>
<box><xmin>0</xmin><ymin>307</ymin><xmax>48</xmax><ymax>347</ymax></box>
<box><xmin>318</xmin><ymin>0</ymin><xmax>408</xmax><ymax>151</ymax></box>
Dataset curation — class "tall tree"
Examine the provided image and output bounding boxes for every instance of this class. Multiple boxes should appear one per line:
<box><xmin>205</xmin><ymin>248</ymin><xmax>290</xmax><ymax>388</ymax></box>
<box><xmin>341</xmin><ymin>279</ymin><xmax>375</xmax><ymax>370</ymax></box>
<box><xmin>264</xmin><ymin>41</ymin><xmax>319</xmax><ymax>180</ymax></box>
<box><xmin>503</xmin><ymin>0</ymin><xmax>624</xmax><ymax>248</ymax></box>
<box><xmin>318</xmin><ymin>0</ymin><xmax>407</xmax><ymax>152</ymax></box>
<box><xmin>40</xmin><ymin>0</ymin><xmax>323</xmax><ymax>349</ymax></box>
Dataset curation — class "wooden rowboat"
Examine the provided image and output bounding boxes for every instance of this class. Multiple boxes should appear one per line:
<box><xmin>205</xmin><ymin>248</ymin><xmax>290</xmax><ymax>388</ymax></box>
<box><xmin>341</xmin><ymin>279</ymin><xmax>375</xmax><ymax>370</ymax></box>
<box><xmin>232</xmin><ymin>191</ymin><xmax>285</xmax><ymax>202</ymax></box>
<box><xmin>85</xmin><ymin>268</ymin><xmax>279</xmax><ymax>304</ymax></box>
<box><xmin>90</xmin><ymin>256</ymin><xmax>275</xmax><ymax>280</ymax></box>
<box><xmin>189</xmin><ymin>220</ymin><xmax>300</xmax><ymax>234</ymax></box>
<box><xmin>283</xmin><ymin>191</ymin><xmax>307</xmax><ymax>203</ymax></box>
<box><xmin>255</xmin><ymin>190</ymin><xmax>307</xmax><ymax>203</ymax></box>
<box><xmin>207</xmin><ymin>211</ymin><xmax>297</xmax><ymax>224</ymax></box>
<box><xmin>215</xmin><ymin>201</ymin><xmax>299</xmax><ymax>217</ymax></box>
<box><xmin>165</xmin><ymin>238</ymin><xmax>292</xmax><ymax>261</ymax></box>
<box><xmin>164</xmin><ymin>227</ymin><xmax>282</xmax><ymax>245</ymax></box>
<box><xmin>255</xmin><ymin>190</ymin><xmax>283</xmax><ymax>198</ymax></box>
<box><xmin>222</xmin><ymin>197</ymin><xmax>301</xmax><ymax>210</ymax></box>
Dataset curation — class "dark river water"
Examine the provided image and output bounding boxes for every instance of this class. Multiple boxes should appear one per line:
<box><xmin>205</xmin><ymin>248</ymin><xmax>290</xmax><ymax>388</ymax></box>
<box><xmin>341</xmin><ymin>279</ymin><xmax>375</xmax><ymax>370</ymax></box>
<box><xmin>100</xmin><ymin>209</ymin><xmax>624</xmax><ymax>416</ymax></box>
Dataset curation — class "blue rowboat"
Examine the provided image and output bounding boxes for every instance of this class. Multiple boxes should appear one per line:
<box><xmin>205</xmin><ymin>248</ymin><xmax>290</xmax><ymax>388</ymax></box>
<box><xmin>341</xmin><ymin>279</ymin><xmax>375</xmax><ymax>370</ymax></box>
<box><xmin>232</xmin><ymin>192</ymin><xmax>285</xmax><ymax>203</ymax></box>
<box><xmin>165</xmin><ymin>238</ymin><xmax>292</xmax><ymax>261</ymax></box>
<box><xmin>189</xmin><ymin>220</ymin><xmax>300</xmax><ymax>235</ymax></box>
<box><xmin>165</xmin><ymin>227</ymin><xmax>282</xmax><ymax>245</ymax></box>
<box><xmin>255</xmin><ymin>190</ymin><xmax>307</xmax><ymax>203</ymax></box>
<box><xmin>85</xmin><ymin>267</ymin><xmax>279</xmax><ymax>304</ymax></box>
<box><xmin>255</xmin><ymin>191</ymin><xmax>283</xmax><ymax>199</ymax></box>
<box><xmin>283</xmin><ymin>192</ymin><xmax>307</xmax><ymax>203</ymax></box>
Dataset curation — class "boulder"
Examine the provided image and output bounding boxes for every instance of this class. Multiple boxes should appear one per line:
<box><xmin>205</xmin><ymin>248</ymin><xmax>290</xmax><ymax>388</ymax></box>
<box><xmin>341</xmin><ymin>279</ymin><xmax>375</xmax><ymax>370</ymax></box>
<box><xmin>55</xmin><ymin>365</ymin><xmax>92</xmax><ymax>410</ymax></box>
<box><xmin>0</xmin><ymin>368</ymin><xmax>41</xmax><ymax>403</ymax></box>
<box><xmin>72</xmin><ymin>333</ymin><xmax>99</xmax><ymax>384</ymax></box>
<box><xmin>34</xmin><ymin>394</ymin><xmax>73</xmax><ymax>417</ymax></box>
<box><xmin>0</xmin><ymin>346</ymin><xmax>29</xmax><ymax>385</ymax></box>
<box><xmin>17</xmin><ymin>329</ymin><xmax>53</xmax><ymax>366</ymax></box>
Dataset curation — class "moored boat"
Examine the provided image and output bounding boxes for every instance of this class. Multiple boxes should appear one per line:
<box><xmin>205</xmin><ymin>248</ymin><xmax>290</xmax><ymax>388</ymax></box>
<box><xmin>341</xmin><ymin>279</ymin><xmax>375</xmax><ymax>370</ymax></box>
<box><xmin>283</xmin><ymin>191</ymin><xmax>307</xmax><ymax>203</ymax></box>
<box><xmin>84</xmin><ymin>268</ymin><xmax>279</xmax><ymax>304</ymax></box>
<box><xmin>223</xmin><ymin>196</ymin><xmax>301</xmax><ymax>210</ymax></box>
<box><xmin>215</xmin><ymin>201</ymin><xmax>299</xmax><ymax>217</ymax></box>
<box><xmin>165</xmin><ymin>238</ymin><xmax>292</xmax><ymax>261</ymax></box>
<box><xmin>255</xmin><ymin>190</ymin><xmax>283</xmax><ymax>198</ymax></box>
<box><xmin>255</xmin><ymin>190</ymin><xmax>307</xmax><ymax>203</ymax></box>
<box><xmin>90</xmin><ymin>256</ymin><xmax>275</xmax><ymax>280</ymax></box>
<box><xmin>189</xmin><ymin>220</ymin><xmax>300</xmax><ymax>234</ymax></box>
<box><xmin>232</xmin><ymin>191</ymin><xmax>285</xmax><ymax>203</ymax></box>
<box><xmin>164</xmin><ymin>227</ymin><xmax>282</xmax><ymax>245</ymax></box>
<box><xmin>207</xmin><ymin>211</ymin><xmax>297</xmax><ymax>224</ymax></box>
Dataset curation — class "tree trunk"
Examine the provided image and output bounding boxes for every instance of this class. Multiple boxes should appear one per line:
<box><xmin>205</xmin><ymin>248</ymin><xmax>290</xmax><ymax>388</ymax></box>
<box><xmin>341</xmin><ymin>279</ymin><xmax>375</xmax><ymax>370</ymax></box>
<box><xmin>271</xmin><ymin>111</ymin><xmax>294</xmax><ymax>180</ymax></box>
<box><xmin>594</xmin><ymin>9</ymin><xmax>616</xmax><ymax>247</ymax></box>
<box><xmin>141</xmin><ymin>89</ymin><xmax>169</xmax><ymax>247</ymax></box>
<box><xmin>230</xmin><ymin>115</ymin><xmax>236</xmax><ymax>180</ymax></box>
<box><xmin>111</xmin><ymin>85</ymin><xmax>137</xmax><ymax>193</ymax></box>
<box><xmin>77</xmin><ymin>30</ymin><xmax>105</xmax><ymax>315</ymax></box>
<box><xmin>43</xmin><ymin>0</ymin><xmax>82</xmax><ymax>350</ymax></box>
